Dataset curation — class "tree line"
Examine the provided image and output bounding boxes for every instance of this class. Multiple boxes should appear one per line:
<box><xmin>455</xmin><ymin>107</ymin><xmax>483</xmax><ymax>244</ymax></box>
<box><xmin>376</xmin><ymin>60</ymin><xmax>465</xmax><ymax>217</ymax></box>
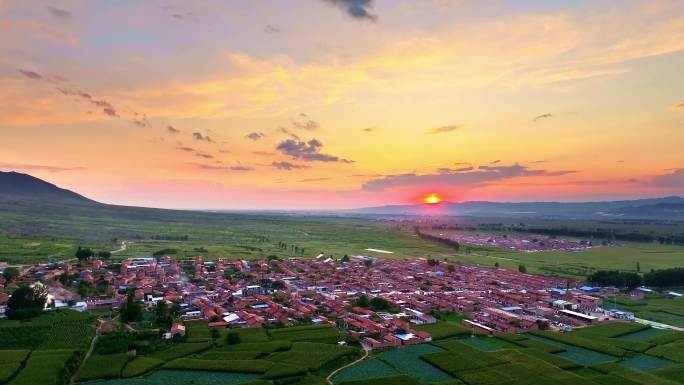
<box><xmin>414</xmin><ymin>227</ymin><xmax>460</xmax><ymax>250</ymax></box>
<box><xmin>588</xmin><ymin>267</ymin><xmax>684</xmax><ymax>289</ymax></box>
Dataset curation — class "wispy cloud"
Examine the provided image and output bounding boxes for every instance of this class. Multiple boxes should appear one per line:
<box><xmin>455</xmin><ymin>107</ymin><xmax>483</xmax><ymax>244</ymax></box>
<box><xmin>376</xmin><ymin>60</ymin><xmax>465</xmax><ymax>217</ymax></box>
<box><xmin>0</xmin><ymin>163</ymin><xmax>84</xmax><ymax>173</ymax></box>
<box><xmin>195</xmin><ymin>152</ymin><xmax>214</xmax><ymax>159</ymax></box>
<box><xmin>272</xmin><ymin>161</ymin><xmax>309</xmax><ymax>170</ymax></box>
<box><xmin>533</xmin><ymin>113</ymin><xmax>553</xmax><ymax>122</ymax></box>
<box><xmin>645</xmin><ymin>169</ymin><xmax>684</xmax><ymax>188</ymax></box>
<box><xmin>190</xmin><ymin>163</ymin><xmax>253</xmax><ymax>171</ymax></box>
<box><xmin>245</xmin><ymin>132</ymin><xmax>265</xmax><ymax>141</ymax></box>
<box><xmin>192</xmin><ymin>132</ymin><xmax>213</xmax><ymax>142</ymax></box>
<box><xmin>675</xmin><ymin>102</ymin><xmax>684</xmax><ymax>109</ymax></box>
<box><xmin>276</xmin><ymin>138</ymin><xmax>353</xmax><ymax>163</ymax></box>
<box><xmin>361</xmin><ymin>127</ymin><xmax>376</xmax><ymax>133</ymax></box>
<box><xmin>264</xmin><ymin>25</ymin><xmax>281</xmax><ymax>34</ymax></box>
<box><xmin>362</xmin><ymin>164</ymin><xmax>576</xmax><ymax>191</ymax></box>
<box><xmin>322</xmin><ymin>0</ymin><xmax>377</xmax><ymax>21</ymax></box>
<box><xmin>298</xmin><ymin>177</ymin><xmax>332</xmax><ymax>182</ymax></box>
<box><xmin>18</xmin><ymin>69</ymin><xmax>42</xmax><ymax>79</ymax></box>
<box><xmin>47</xmin><ymin>6</ymin><xmax>71</xmax><ymax>19</ymax></box>
<box><xmin>430</xmin><ymin>124</ymin><xmax>462</xmax><ymax>134</ymax></box>
<box><xmin>167</xmin><ymin>125</ymin><xmax>180</xmax><ymax>134</ymax></box>
<box><xmin>176</xmin><ymin>146</ymin><xmax>196</xmax><ymax>152</ymax></box>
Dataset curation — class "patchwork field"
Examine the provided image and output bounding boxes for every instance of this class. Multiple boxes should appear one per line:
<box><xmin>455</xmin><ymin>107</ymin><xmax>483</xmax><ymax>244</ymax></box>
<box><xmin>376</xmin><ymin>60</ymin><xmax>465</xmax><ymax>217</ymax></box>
<box><xmin>72</xmin><ymin>322</ymin><xmax>359</xmax><ymax>385</ymax></box>
<box><xmin>332</xmin><ymin>323</ymin><xmax>684</xmax><ymax>385</ymax></box>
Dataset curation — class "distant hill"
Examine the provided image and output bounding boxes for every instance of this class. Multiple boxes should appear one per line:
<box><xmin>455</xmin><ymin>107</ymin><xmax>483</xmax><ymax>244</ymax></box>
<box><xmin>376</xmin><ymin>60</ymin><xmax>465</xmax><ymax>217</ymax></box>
<box><xmin>0</xmin><ymin>171</ymin><xmax>96</xmax><ymax>204</ymax></box>
<box><xmin>349</xmin><ymin>196</ymin><xmax>684</xmax><ymax>219</ymax></box>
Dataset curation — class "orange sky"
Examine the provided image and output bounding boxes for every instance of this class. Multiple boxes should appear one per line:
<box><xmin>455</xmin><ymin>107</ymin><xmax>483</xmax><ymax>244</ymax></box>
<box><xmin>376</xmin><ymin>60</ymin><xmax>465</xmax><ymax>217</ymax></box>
<box><xmin>1</xmin><ymin>0</ymin><xmax>683</xmax><ymax>209</ymax></box>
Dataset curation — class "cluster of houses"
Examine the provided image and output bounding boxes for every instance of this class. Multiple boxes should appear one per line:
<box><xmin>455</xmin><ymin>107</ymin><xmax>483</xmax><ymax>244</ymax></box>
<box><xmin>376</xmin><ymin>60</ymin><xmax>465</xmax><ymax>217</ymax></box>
<box><xmin>424</xmin><ymin>231</ymin><xmax>608</xmax><ymax>252</ymax></box>
<box><xmin>1</xmin><ymin>254</ymin><xmax>637</xmax><ymax>348</ymax></box>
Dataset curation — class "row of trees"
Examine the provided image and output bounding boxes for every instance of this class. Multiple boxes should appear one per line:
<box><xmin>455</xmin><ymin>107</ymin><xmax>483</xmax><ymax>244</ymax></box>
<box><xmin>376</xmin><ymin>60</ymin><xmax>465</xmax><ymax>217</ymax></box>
<box><xmin>588</xmin><ymin>267</ymin><xmax>684</xmax><ymax>289</ymax></box>
<box><xmin>276</xmin><ymin>241</ymin><xmax>306</xmax><ymax>256</ymax></box>
<box><xmin>75</xmin><ymin>246</ymin><xmax>111</xmax><ymax>262</ymax></box>
<box><xmin>414</xmin><ymin>227</ymin><xmax>460</xmax><ymax>250</ymax></box>
<box><xmin>587</xmin><ymin>270</ymin><xmax>643</xmax><ymax>289</ymax></box>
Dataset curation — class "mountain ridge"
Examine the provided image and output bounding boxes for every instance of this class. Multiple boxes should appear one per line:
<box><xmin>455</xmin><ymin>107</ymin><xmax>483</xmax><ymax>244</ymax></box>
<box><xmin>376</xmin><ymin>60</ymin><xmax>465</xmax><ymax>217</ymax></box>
<box><xmin>0</xmin><ymin>171</ymin><xmax>97</xmax><ymax>205</ymax></box>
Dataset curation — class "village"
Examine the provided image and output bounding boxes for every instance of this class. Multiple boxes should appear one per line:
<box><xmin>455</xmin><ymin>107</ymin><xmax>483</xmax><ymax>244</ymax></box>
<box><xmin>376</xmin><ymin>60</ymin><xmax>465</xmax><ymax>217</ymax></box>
<box><xmin>423</xmin><ymin>231</ymin><xmax>611</xmax><ymax>253</ymax></box>
<box><xmin>0</xmin><ymin>253</ymin><xmax>642</xmax><ymax>350</ymax></box>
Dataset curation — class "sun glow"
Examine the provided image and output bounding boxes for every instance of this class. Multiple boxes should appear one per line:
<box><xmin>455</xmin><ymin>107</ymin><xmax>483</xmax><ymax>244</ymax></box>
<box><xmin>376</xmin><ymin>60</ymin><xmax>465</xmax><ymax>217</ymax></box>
<box><xmin>424</xmin><ymin>193</ymin><xmax>441</xmax><ymax>205</ymax></box>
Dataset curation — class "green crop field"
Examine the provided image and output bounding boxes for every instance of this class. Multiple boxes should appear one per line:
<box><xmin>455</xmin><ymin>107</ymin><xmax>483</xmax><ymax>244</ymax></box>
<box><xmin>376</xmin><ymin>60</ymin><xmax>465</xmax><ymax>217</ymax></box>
<box><xmin>3</xmin><ymin>197</ymin><xmax>684</xmax><ymax>282</ymax></box>
<box><xmin>332</xmin><ymin>358</ymin><xmax>400</xmax><ymax>384</ymax></box>
<box><xmin>448</xmin><ymin>242</ymin><xmax>684</xmax><ymax>280</ymax></box>
<box><xmin>0</xmin><ymin>200</ymin><xmax>456</xmax><ymax>263</ymax></box>
<box><xmin>376</xmin><ymin>344</ymin><xmax>452</xmax><ymax>383</ymax></box>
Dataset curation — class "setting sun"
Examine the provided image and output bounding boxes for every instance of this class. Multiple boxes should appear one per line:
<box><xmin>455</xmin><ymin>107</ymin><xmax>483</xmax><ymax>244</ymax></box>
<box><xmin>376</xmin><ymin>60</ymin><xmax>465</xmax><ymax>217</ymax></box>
<box><xmin>424</xmin><ymin>193</ymin><xmax>442</xmax><ymax>205</ymax></box>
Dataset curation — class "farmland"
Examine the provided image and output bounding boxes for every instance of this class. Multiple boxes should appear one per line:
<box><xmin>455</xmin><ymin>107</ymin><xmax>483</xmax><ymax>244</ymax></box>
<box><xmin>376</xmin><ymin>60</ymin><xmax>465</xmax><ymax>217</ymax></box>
<box><xmin>330</xmin><ymin>323</ymin><xmax>684</xmax><ymax>385</ymax></box>
<box><xmin>0</xmin><ymin>310</ymin><xmax>96</xmax><ymax>384</ymax></box>
<box><xmin>2</xmin><ymin>197</ymin><xmax>684</xmax><ymax>283</ymax></box>
<box><xmin>70</xmin><ymin>322</ymin><xmax>361</xmax><ymax>385</ymax></box>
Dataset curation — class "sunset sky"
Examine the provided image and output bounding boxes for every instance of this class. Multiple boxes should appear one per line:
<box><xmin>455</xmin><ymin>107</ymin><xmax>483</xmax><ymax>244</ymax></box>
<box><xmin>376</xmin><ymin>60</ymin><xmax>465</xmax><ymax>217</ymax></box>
<box><xmin>1</xmin><ymin>0</ymin><xmax>683</xmax><ymax>209</ymax></box>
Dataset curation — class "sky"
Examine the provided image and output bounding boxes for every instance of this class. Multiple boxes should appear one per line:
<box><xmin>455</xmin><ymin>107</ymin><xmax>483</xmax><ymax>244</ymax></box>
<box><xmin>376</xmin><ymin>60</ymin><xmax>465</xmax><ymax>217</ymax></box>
<box><xmin>1</xmin><ymin>0</ymin><xmax>683</xmax><ymax>209</ymax></box>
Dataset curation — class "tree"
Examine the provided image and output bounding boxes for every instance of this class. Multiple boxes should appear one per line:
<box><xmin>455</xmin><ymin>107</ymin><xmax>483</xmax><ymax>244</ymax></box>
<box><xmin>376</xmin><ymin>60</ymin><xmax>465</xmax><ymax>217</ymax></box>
<box><xmin>587</xmin><ymin>270</ymin><xmax>643</xmax><ymax>289</ymax></box>
<box><xmin>494</xmin><ymin>262</ymin><xmax>500</xmax><ymax>268</ymax></box>
<box><xmin>2</xmin><ymin>267</ymin><xmax>19</xmax><ymax>283</ymax></box>
<box><xmin>518</xmin><ymin>264</ymin><xmax>527</xmax><ymax>274</ymax></box>
<box><xmin>75</xmin><ymin>247</ymin><xmax>94</xmax><ymax>263</ymax></box>
<box><xmin>354</xmin><ymin>294</ymin><xmax>370</xmax><ymax>308</ymax></box>
<box><xmin>226</xmin><ymin>331</ymin><xmax>241</xmax><ymax>345</ymax></box>
<box><xmin>6</xmin><ymin>284</ymin><xmax>48</xmax><ymax>320</ymax></box>
<box><xmin>447</xmin><ymin>264</ymin><xmax>455</xmax><ymax>272</ymax></box>
<box><xmin>369</xmin><ymin>297</ymin><xmax>390</xmax><ymax>311</ymax></box>
<box><xmin>98</xmin><ymin>251</ymin><xmax>112</xmax><ymax>260</ymax></box>
<box><xmin>636</xmin><ymin>261</ymin><xmax>641</xmax><ymax>273</ymax></box>
<box><xmin>120</xmin><ymin>290</ymin><xmax>143</xmax><ymax>323</ymax></box>
<box><xmin>341</xmin><ymin>255</ymin><xmax>350</xmax><ymax>263</ymax></box>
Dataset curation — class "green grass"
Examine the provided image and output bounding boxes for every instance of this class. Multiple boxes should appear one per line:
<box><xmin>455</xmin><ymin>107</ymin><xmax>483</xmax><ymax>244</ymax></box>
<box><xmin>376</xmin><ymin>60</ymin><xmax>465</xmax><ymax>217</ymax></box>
<box><xmin>163</xmin><ymin>358</ymin><xmax>273</xmax><ymax>373</ymax></box>
<box><xmin>0</xmin><ymin>310</ymin><xmax>95</xmax><ymax>351</ymax></box>
<box><xmin>218</xmin><ymin>340</ymin><xmax>292</xmax><ymax>354</ymax></box>
<box><xmin>86</xmin><ymin>369</ymin><xmax>263</xmax><ymax>384</ymax></box>
<box><xmin>647</xmin><ymin>340</ymin><xmax>684</xmax><ymax>363</ymax></box>
<box><xmin>76</xmin><ymin>353</ymin><xmax>129</xmax><ymax>381</ymax></box>
<box><xmin>448</xmin><ymin>243</ymin><xmax>684</xmax><ymax>280</ymax></box>
<box><xmin>266</xmin><ymin>342</ymin><xmax>358</xmax><ymax>370</ymax></box>
<box><xmin>0</xmin><ymin>363</ymin><xmax>22</xmax><ymax>383</ymax></box>
<box><xmin>338</xmin><ymin>374</ymin><xmax>424</xmax><ymax>385</ymax></box>
<box><xmin>148</xmin><ymin>341</ymin><xmax>211</xmax><ymax>361</ymax></box>
<box><xmin>10</xmin><ymin>349</ymin><xmax>75</xmax><ymax>385</ymax></box>
<box><xmin>0</xmin><ymin>350</ymin><xmax>30</xmax><ymax>364</ymax></box>
<box><xmin>268</xmin><ymin>324</ymin><xmax>341</xmax><ymax>344</ymax></box>
<box><xmin>375</xmin><ymin>344</ymin><xmax>452</xmax><ymax>383</ymax></box>
<box><xmin>262</xmin><ymin>362</ymin><xmax>308</xmax><ymax>379</ymax></box>
<box><xmin>412</xmin><ymin>320</ymin><xmax>470</xmax><ymax>340</ymax></box>
<box><xmin>0</xmin><ymin>199</ymin><xmax>457</xmax><ymax>263</ymax></box>
<box><xmin>591</xmin><ymin>362</ymin><xmax>680</xmax><ymax>385</ymax></box>
<box><xmin>200</xmin><ymin>350</ymin><xmax>263</xmax><ymax>360</ymax></box>
<box><xmin>121</xmin><ymin>357</ymin><xmax>165</xmax><ymax>377</ymax></box>
<box><xmin>531</xmin><ymin>331</ymin><xmax>627</xmax><ymax>357</ymax></box>
<box><xmin>332</xmin><ymin>358</ymin><xmax>401</xmax><ymax>384</ymax></box>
